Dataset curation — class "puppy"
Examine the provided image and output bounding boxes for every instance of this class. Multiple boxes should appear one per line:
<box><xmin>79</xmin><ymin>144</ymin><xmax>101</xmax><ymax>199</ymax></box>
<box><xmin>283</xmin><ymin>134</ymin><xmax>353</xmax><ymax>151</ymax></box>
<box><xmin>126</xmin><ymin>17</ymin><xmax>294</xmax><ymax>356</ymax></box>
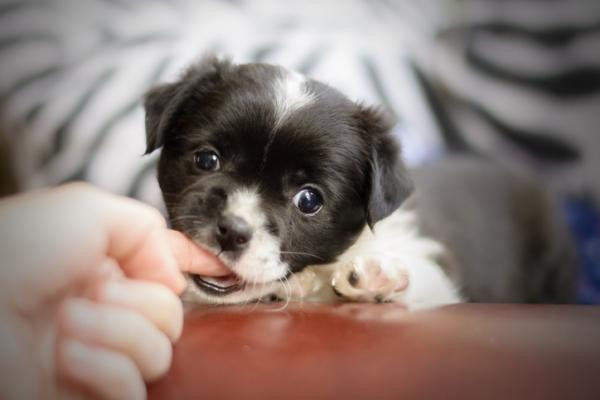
<box><xmin>144</xmin><ymin>56</ymin><xmax>576</xmax><ymax>308</ymax></box>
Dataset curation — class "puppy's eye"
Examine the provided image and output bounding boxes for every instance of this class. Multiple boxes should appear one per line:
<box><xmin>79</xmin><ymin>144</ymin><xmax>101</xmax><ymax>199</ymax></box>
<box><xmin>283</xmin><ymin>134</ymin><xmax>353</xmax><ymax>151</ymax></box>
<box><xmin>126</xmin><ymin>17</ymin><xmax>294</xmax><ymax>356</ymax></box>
<box><xmin>293</xmin><ymin>187</ymin><xmax>323</xmax><ymax>215</ymax></box>
<box><xmin>194</xmin><ymin>150</ymin><xmax>220</xmax><ymax>171</ymax></box>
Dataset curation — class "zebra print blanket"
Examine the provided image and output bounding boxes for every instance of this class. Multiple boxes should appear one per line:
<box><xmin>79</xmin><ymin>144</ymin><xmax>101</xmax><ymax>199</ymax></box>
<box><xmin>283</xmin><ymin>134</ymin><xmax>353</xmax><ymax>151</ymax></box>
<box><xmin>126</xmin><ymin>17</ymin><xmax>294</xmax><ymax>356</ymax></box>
<box><xmin>1</xmin><ymin>0</ymin><xmax>599</xmax><ymax>302</ymax></box>
<box><xmin>0</xmin><ymin>0</ymin><xmax>450</xmax><ymax>209</ymax></box>
<box><xmin>1</xmin><ymin>0</ymin><xmax>599</xmax><ymax>204</ymax></box>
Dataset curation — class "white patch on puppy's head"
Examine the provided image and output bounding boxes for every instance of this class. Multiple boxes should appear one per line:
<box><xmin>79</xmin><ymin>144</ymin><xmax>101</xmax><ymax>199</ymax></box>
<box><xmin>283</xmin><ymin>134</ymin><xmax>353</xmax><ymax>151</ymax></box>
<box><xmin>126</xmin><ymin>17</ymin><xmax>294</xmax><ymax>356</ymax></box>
<box><xmin>272</xmin><ymin>70</ymin><xmax>315</xmax><ymax>127</ymax></box>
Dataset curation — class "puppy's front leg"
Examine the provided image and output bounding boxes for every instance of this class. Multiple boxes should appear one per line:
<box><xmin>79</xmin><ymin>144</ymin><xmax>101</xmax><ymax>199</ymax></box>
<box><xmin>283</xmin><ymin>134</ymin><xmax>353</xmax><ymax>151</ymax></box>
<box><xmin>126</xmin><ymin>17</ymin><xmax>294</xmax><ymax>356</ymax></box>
<box><xmin>331</xmin><ymin>254</ymin><xmax>462</xmax><ymax>308</ymax></box>
<box><xmin>330</xmin><ymin>211</ymin><xmax>463</xmax><ymax>309</ymax></box>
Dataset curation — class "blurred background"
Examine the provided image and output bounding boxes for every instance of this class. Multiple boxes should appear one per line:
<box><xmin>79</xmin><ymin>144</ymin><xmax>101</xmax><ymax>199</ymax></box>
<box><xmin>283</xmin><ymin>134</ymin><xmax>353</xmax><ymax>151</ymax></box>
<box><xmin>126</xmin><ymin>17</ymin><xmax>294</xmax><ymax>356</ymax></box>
<box><xmin>0</xmin><ymin>0</ymin><xmax>599</xmax><ymax>302</ymax></box>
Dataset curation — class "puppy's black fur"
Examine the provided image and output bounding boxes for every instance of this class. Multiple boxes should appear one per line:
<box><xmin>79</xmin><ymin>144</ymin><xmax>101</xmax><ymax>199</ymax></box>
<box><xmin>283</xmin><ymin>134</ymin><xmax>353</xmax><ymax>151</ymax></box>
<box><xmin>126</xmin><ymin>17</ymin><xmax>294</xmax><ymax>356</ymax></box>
<box><xmin>144</xmin><ymin>57</ymin><xmax>412</xmax><ymax>273</ymax></box>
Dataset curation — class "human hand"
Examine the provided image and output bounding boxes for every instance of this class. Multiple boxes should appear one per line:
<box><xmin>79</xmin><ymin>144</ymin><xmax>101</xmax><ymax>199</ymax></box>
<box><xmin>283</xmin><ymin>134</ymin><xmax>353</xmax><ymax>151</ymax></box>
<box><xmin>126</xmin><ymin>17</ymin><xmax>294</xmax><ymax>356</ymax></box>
<box><xmin>0</xmin><ymin>183</ymin><xmax>228</xmax><ymax>399</ymax></box>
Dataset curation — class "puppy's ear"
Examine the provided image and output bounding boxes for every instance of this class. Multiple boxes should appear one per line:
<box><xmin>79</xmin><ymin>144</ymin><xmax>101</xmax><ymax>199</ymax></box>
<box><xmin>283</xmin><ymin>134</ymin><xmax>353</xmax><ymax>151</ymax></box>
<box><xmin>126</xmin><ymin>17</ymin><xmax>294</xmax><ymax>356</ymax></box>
<box><xmin>143</xmin><ymin>55</ymin><xmax>232</xmax><ymax>154</ymax></box>
<box><xmin>144</xmin><ymin>82</ymin><xmax>183</xmax><ymax>154</ymax></box>
<box><xmin>356</xmin><ymin>105</ymin><xmax>413</xmax><ymax>228</ymax></box>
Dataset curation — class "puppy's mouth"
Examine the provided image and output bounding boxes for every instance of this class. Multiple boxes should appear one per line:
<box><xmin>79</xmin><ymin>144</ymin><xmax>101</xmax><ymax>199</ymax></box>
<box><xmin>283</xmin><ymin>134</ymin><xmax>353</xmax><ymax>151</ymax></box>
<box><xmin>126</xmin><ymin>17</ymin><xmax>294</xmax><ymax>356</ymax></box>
<box><xmin>191</xmin><ymin>273</ymin><xmax>243</xmax><ymax>296</ymax></box>
<box><xmin>183</xmin><ymin>232</ymin><xmax>287</xmax><ymax>299</ymax></box>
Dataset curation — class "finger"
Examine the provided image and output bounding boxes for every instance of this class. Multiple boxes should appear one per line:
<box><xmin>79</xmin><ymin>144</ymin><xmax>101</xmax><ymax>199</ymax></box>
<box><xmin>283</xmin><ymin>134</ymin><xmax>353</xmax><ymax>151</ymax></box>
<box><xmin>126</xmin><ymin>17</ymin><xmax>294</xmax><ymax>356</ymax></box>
<box><xmin>92</xmin><ymin>188</ymin><xmax>187</xmax><ymax>293</ymax></box>
<box><xmin>6</xmin><ymin>183</ymin><xmax>187</xmax><ymax>295</ymax></box>
<box><xmin>166</xmin><ymin>229</ymin><xmax>230</xmax><ymax>276</ymax></box>
<box><xmin>92</xmin><ymin>279</ymin><xmax>184</xmax><ymax>342</ymax></box>
<box><xmin>57</xmin><ymin>339</ymin><xmax>146</xmax><ymax>400</ymax></box>
<box><xmin>0</xmin><ymin>183</ymin><xmax>187</xmax><ymax>314</ymax></box>
<box><xmin>60</xmin><ymin>298</ymin><xmax>172</xmax><ymax>382</ymax></box>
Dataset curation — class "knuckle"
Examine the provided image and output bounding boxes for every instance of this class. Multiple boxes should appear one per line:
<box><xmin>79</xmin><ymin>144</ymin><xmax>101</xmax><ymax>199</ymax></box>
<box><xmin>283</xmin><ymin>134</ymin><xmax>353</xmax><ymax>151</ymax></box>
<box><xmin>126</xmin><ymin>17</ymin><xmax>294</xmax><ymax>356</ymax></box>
<box><xmin>152</xmin><ymin>285</ymin><xmax>184</xmax><ymax>341</ymax></box>
<box><xmin>141</xmin><ymin>283</ymin><xmax>183</xmax><ymax>340</ymax></box>
<box><xmin>109</xmin><ymin>355</ymin><xmax>147</xmax><ymax>400</ymax></box>
<box><xmin>143</xmin><ymin>332</ymin><xmax>173</xmax><ymax>381</ymax></box>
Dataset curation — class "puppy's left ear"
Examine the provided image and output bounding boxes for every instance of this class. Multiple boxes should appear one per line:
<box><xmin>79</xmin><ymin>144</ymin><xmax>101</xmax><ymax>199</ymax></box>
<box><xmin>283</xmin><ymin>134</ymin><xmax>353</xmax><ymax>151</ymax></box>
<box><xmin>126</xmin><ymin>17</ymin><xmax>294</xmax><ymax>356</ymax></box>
<box><xmin>356</xmin><ymin>105</ymin><xmax>413</xmax><ymax>228</ymax></box>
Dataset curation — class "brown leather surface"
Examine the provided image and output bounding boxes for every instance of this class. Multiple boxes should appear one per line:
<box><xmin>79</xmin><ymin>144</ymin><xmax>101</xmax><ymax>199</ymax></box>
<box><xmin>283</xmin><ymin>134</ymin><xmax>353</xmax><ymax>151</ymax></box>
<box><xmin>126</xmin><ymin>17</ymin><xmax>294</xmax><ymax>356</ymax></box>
<box><xmin>148</xmin><ymin>304</ymin><xmax>600</xmax><ymax>400</ymax></box>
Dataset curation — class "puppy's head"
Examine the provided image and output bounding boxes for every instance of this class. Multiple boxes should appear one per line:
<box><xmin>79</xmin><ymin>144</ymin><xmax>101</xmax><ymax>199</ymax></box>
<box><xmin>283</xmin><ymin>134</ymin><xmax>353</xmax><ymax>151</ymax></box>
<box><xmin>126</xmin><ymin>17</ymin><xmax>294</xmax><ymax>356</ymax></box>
<box><xmin>144</xmin><ymin>56</ymin><xmax>412</xmax><ymax>303</ymax></box>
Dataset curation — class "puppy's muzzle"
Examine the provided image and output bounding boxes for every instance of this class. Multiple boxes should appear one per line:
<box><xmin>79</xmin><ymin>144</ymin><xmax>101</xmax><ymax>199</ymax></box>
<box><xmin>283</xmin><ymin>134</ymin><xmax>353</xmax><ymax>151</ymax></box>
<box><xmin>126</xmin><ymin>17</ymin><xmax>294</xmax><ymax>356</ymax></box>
<box><xmin>215</xmin><ymin>214</ymin><xmax>253</xmax><ymax>253</ymax></box>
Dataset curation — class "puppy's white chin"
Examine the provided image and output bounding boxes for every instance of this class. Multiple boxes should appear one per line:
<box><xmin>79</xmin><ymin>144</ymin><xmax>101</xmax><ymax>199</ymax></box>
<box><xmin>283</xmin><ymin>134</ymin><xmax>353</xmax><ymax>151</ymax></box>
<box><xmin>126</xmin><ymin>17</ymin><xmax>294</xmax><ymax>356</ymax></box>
<box><xmin>182</xmin><ymin>244</ymin><xmax>289</xmax><ymax>305</ymax></box>
<box><xmin>228</xmin><ymin>260</ymin><xmax>289</xmax><ymax>285</ymax></box>
<box><xmin>183</xmin><ymin>187</ymin><xmax>290</xmax><ymax>304</ymax></box>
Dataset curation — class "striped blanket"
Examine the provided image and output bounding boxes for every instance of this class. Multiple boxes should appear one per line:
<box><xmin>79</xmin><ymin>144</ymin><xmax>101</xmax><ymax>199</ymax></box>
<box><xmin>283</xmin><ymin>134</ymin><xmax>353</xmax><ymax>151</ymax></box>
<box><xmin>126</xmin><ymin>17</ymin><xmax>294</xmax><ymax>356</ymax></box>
<box><xmin>1</xmin><ymin>0</ymin><xmax>599</xmax><ymax>204</ymax></box>
<box><xmin>1</xmin><ymin>1</ymin><xmax>599</xmax><ymax>302</ymax></box>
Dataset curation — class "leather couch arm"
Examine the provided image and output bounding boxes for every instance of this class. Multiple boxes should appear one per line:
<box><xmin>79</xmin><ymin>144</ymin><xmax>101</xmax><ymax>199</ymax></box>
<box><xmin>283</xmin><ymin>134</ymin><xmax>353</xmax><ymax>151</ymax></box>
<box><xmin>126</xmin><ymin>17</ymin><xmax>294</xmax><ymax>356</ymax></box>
<box><xmin>149</xmin><ymin>304</ymin><xmax>600</xmax><ymax>400</ymax></box>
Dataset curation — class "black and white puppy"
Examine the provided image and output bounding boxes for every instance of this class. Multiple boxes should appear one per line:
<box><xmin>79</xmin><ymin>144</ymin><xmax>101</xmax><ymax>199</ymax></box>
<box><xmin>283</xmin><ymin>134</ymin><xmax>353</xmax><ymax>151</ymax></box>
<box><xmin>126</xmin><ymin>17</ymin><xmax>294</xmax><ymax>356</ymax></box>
<box><xmin>144</xmin><ymin>56</ymin><xmax>576</xmax><ymax>308</ymax></box>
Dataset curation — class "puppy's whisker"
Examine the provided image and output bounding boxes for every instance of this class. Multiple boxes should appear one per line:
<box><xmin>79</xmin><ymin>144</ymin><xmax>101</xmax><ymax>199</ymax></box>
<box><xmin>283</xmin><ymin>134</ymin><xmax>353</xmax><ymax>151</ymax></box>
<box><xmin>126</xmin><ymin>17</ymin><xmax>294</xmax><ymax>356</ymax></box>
<box><xmin>273</xmin><ymin>276</ymin><xmax>291</xmax><ymax>311</ymax></box>
<box><xmin>244</xmin><ymin>276</ymin><xmax>258</xmax><ymax>307</ymax></box>
<box><xmin>168</xmin><ymin>215</ymin><xmax>203</xmax><ymax>223</ymax></box>
<box><xmin>280</xmin><ymin>251</ymin><xmax>324</xmax><ymax>261</ymax></box>
<box><xmin>249</xmin><ymin>278</ymin><xmax>262</xmax><ymax>311</ymax></box>
<box><xmin>289</xmin><ymin>273</ymin><xmax>304</xmax><ymax>302</ymax></box>
<box><xmin>168</xmin><ymin>214</ymin><xmax>196</xmax><ymax>220</ymax></box>
<box><xmin>248</xmin><ymin>278</ymin><xmax>258</xmax><ymax>306</ymax></box>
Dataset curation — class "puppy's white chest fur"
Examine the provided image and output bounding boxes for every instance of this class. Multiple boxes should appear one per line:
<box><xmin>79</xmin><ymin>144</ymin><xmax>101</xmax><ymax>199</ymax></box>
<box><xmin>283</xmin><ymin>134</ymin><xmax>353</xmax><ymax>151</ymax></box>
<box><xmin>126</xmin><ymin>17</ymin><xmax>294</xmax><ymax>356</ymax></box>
<box><xmin>279</xmin><ymin>206</ymin><xmax>463</xmax><ymax>309</ymax></box>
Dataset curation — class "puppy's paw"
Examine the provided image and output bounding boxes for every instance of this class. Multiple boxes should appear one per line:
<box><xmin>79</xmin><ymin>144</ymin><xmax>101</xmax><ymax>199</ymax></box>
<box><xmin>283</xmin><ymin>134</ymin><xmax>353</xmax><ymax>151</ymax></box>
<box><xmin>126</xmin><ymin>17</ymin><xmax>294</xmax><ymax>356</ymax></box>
<box><xmin>331</xmin><ymin>256</ymin><xmax>409</xmax><ymax>303</ymax></box>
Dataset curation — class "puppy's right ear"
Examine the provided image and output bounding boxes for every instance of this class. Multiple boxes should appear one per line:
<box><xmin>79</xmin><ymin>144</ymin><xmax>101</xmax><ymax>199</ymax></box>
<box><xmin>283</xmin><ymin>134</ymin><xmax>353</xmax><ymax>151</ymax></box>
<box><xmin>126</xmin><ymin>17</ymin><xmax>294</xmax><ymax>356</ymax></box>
<box><xmin>144</xmin><ymin>82</ymin><xmax>183</xmax><ymax>154</ymax></box>
<box><xmin>143</xmin><ymin>55</ymin><xmax>232</xmax><ymax>154</ymax></box>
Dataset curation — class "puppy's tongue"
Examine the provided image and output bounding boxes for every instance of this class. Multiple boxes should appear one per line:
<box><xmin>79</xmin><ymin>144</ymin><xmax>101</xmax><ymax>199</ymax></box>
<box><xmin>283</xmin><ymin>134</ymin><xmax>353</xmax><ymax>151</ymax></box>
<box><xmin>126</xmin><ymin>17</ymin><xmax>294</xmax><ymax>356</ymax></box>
<box><xmin>167</xmin><ymin>230</ymin><xmax>231</xmax><ymax>276</ymax></box>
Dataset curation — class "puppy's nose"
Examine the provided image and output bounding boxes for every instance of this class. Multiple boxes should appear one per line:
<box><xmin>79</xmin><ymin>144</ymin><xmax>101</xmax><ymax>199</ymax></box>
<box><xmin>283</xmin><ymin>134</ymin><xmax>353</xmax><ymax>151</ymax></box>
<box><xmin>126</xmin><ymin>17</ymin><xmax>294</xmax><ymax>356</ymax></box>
<box><xmin>216</xmin><ymin>214</ymin><xmax>253</xmax><ymax>252</ymax></box>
